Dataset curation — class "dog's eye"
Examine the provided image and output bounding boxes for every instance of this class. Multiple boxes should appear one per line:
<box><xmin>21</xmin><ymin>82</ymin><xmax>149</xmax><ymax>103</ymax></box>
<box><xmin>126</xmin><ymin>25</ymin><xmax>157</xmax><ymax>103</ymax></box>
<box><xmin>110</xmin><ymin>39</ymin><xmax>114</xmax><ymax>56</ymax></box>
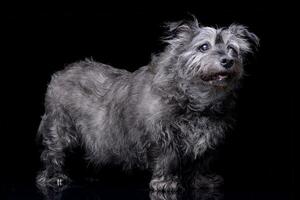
<box><xmin>227</xmin><ymin>45</ymin><xmax>238</xmax><ymax>55</ymax></box>
<box><xmin>198</xmin><ymin>43</ymin><xmax>210</xmax><ymax>52</ymax></box>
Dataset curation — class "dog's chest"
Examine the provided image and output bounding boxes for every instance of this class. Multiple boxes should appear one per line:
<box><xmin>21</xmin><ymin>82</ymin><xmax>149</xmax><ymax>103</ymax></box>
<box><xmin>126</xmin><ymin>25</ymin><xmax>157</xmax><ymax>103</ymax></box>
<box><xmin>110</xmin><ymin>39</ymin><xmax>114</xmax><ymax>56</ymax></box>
<box><xmin>173</xmin><ymin>115</ymin><xmax>227</xmax><ymax>157</ymax></box>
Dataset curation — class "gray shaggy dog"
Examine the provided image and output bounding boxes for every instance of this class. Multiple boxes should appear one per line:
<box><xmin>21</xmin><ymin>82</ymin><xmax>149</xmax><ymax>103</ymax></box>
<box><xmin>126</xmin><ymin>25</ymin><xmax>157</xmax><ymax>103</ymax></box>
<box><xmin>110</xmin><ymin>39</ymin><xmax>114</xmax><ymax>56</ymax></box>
<box><xmin>36</xmin><ymin>18</ymin><xmax>259</xmax><ymax>192</ymax></box>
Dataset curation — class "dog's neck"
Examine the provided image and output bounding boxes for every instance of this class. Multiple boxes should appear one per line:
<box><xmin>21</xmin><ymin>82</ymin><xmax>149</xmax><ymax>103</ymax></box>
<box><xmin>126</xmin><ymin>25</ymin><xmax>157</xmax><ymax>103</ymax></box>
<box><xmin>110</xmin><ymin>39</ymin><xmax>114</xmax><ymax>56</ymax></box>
<box><xmin>151</xmin><ymin>74</ymin><xmax>236</xmax><ymax>117</ymax></box>
<box><xmin>183</xmin><ymin>87</ymin><xmax>236</xmax><ymax>119</ymax></box>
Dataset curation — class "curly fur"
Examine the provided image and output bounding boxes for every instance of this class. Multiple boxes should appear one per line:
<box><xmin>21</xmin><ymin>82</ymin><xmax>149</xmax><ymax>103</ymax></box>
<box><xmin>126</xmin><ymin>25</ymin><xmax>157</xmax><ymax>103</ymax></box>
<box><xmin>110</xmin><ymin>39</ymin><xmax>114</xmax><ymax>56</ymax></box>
<box><xmin>36</xmin><ymin>18</ymin><xmax>258</xmax><ymax>192</ymax></box>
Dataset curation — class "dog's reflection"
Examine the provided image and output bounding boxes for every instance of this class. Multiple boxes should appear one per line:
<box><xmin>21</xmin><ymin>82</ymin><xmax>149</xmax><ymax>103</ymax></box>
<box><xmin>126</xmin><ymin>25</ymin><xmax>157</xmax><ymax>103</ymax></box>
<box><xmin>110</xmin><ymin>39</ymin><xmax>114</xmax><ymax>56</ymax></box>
<box><xmin>41</xmin><ymin>185</ymin><xmax>101</xmax><ymax>200</ymax></box>
<box><xmin>41</xmin><ymin>185</ymin><xmax>223</xmax><ymax>200</ymax></box>
<box><xmin>149</xmin><ymin>189</ymin><xmax>223</xmax><ymax>200</ymax></box>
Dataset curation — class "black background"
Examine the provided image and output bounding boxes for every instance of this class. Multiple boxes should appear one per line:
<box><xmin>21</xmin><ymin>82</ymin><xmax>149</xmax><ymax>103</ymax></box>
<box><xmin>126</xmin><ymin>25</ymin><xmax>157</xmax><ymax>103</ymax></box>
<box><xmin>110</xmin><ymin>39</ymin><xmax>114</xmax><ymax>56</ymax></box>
<box><xmin>1</xmin><ymin>3</ymin><xmax>294</xmax><ymax>200</ymax></box>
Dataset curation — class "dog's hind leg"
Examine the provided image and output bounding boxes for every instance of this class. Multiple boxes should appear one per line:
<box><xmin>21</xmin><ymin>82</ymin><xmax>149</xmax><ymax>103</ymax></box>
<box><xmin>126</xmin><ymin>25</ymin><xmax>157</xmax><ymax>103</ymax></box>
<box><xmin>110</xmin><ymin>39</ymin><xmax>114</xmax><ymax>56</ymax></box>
<box><xmin>36</xmin><ymin>112</ymin><xmax>76</xmax><ymax>191</ymax></box>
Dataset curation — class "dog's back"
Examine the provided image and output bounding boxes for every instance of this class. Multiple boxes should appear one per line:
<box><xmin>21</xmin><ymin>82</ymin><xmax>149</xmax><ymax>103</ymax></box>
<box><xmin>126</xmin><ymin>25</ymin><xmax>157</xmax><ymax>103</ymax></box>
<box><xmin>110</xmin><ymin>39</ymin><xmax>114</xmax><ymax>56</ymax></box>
<box><xmin>45</xmin><ymin>60</ymin><xmax>129</xmax><ymax>108</ymax></box>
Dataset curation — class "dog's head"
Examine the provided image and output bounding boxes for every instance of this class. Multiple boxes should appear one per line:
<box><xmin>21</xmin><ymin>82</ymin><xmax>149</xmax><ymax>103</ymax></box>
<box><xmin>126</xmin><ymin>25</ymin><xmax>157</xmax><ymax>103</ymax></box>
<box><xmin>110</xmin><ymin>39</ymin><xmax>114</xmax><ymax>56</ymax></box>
<box><xmin>153</xmin><ymin>19</ymin><xmax>259</xmax><ymax>94</ymax></box>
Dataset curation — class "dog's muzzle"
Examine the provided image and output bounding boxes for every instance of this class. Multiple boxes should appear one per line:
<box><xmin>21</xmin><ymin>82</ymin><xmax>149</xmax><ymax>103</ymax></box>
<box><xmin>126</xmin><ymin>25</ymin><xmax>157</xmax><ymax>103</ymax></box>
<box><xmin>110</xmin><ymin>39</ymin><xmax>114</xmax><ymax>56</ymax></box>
<box><xmin>201</xmin><ymin>71</ymin><xmax>234</xmax><ymax>82</ymax></box>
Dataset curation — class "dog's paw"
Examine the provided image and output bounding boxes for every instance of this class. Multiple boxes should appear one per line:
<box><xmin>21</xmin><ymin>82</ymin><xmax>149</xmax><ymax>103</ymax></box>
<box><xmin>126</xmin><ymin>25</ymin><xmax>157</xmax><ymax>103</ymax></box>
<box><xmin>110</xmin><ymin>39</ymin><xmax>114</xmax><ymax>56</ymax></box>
<box><xmin>150</xmin><ymin>176</ymin><xmax>181</xmax><ymax>192</ymax></box>
<box><xmin>190</xmin><ymin>174</ymin><xmax>223</xmax><ymax>189</ymax></box>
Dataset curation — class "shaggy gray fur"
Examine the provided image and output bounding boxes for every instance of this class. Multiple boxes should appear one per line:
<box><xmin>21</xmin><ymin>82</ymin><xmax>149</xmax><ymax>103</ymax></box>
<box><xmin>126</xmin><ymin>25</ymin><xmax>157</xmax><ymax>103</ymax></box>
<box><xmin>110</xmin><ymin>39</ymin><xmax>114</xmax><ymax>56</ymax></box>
<box><xmin>36</xmin><ymin>18</ymin><xmax>258</xmax><ymax>192</ymax></box>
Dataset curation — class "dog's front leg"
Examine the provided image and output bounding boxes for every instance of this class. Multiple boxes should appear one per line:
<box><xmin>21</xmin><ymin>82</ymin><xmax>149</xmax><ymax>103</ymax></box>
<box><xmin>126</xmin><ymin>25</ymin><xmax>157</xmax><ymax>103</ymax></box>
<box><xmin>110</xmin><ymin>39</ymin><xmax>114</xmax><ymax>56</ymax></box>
<box><xmin>149</xmin><ymin>147</ymin><xmax>181</xmax><ymax>192</ymax></box>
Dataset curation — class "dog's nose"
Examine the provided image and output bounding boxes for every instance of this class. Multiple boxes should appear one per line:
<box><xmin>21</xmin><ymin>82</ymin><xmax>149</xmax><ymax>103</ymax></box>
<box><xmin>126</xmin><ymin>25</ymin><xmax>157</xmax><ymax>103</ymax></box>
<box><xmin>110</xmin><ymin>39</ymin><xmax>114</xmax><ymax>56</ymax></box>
<box><xmin>220</xmin><ymin>58</ymin><xmax>234</xmax><ymax>69</ymax></box>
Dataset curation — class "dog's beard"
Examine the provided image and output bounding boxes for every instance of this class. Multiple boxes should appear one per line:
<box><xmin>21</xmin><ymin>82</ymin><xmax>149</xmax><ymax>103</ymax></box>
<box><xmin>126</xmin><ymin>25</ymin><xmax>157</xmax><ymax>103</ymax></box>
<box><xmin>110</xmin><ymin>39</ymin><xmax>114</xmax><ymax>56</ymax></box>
<box><xmin>184</xmin><ymin>69</ymin><xmax>238</xmax><ymax>89</ymax></box>
<box><xmin>196</xmin><ymin>63</ymin><xmax>242</xmax><ymax>88</ymax></box>
<box><xmin>200</xmin><ymin>71</ymin><xmax>235</xmax><ymax>86</ymax></box>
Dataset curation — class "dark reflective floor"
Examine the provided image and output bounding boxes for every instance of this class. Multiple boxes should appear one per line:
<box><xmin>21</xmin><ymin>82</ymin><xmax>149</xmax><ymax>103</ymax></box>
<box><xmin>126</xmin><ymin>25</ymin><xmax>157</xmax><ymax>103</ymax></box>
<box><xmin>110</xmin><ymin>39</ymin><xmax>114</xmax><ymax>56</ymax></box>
<box><xmin>2</xmin><ymin>181</ymin><xmax>293</xmax><ymax>200</ymax></box>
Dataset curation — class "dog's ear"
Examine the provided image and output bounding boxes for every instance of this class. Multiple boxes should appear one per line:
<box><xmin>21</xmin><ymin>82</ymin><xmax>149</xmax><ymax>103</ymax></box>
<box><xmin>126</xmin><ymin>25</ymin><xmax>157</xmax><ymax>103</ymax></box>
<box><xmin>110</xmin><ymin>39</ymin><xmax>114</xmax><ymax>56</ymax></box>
<box><xmin>229</xmin><ymin>24</ymin><xmax>259</xmax><ymax>54</ymax></box>
<box><xmin>162</xmin><ymin>17</ymin><xmax>200</xmax><ymax>46</ymax></box>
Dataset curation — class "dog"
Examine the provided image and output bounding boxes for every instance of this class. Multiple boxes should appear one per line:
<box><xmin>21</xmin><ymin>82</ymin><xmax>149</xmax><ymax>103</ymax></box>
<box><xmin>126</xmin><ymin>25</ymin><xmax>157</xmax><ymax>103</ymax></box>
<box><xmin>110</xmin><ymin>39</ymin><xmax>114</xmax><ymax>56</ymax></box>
<box><xmin>36</xmin><ymin>18</ymin><xmax>259</xmax><ymax>192</ymax></box>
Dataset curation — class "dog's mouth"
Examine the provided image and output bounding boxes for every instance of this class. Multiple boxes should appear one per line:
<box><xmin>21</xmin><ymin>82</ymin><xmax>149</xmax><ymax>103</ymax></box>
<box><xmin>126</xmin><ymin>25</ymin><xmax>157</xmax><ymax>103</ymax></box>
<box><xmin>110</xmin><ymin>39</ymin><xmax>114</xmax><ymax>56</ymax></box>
<box><xmin>200</xmin><ymin>71</ymin><xmax>234</xmax><ymax>83</ymax></box>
